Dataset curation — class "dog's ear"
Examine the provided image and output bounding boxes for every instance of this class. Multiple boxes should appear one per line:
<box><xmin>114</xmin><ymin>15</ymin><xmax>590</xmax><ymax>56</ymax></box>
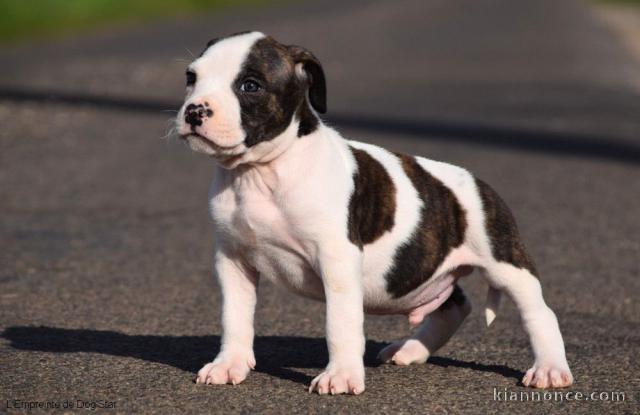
<box><xmin>288</xmin><ymin>45</ymin><xmax>327</xmax><ymax>114</ymax></box>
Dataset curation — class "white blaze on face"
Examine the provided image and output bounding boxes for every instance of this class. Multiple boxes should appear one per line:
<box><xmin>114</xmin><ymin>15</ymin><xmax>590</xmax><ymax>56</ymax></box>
<box><xmin>178</xmin><ymin>31</ymin><xmax>265</xmax><ymax>151</ymax></box>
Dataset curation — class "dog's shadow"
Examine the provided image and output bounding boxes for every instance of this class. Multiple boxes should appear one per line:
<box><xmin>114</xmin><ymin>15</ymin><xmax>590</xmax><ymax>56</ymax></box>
<box><xmin>1</xmin><ymin>326</ymin><xmax>523</xmax><ymax>385</ymax></box>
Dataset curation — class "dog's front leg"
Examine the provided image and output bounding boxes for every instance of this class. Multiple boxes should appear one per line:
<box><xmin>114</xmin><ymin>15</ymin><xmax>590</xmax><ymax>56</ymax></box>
<box><xmin>309</xmin><ymin>247</ymin><xmax>365</xmax><ymax>395</ymax></box>
<box><xmin>196</xmin><ymin>249</ymin><xmax>258</xmax><ymax>386</ymax></box>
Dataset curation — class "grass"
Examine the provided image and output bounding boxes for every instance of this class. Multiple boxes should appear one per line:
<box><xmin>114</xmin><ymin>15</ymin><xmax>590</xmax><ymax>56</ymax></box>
<box><xmin>0</xmin><ymin>0</ymin><xmax>267</xmax><ymax>43</ymax></box>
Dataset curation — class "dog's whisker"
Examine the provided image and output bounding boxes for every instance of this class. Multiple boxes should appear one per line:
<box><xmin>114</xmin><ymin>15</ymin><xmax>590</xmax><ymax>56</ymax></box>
<box><xmin>161</xmin><ymin>116</ymin><xmax>179</xmax><ymax>140</ymax></box>
<box><xmin>161</xmin><ymin>127</ymin><xmax>178</xmax><ymax>140</ymax></box>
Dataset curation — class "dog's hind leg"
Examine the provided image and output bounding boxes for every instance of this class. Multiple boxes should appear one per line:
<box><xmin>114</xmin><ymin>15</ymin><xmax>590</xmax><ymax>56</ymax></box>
<box><xmin>474</xmin><ymin>178</ymin><xmax>573</xmax><ymax>388</ymax></box>
<box><xmin>378</xmin><ymin>285</ymin><xmax>471</xmax><ymax>365</ymax></box>
<box><xmin>483</xmin><ymin>262</ymin><xmax>573</xmax><ymax>388</ymax></box>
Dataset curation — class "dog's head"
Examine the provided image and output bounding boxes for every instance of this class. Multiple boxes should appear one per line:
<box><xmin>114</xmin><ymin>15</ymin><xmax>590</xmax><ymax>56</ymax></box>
<box><xmin>176</xmin><ymin>31</ymin><xmax>326</xmax><ymax>168</ymax></box>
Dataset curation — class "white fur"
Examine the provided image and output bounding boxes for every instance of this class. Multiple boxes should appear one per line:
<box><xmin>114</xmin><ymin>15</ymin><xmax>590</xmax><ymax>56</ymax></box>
<box><xmin>196</xmin><ymin>247</ymin><xmax>257</xmax><ymax>385</ymax></box>
<box><xmin>177</xmin><ymin>32</ymin><xmax>265</xmax><ymax>163</ymax></box>
<box><xmin>182</xmin><ymin>32</ymin><xmax>573</xmax><ymax>394</ymax></box>
<box><xmin>483</xmin><ymin>263</ymin><xmax>573</xmax><ymax>388</ymax></box>
<box><xmin>378</xmin><ymin>293</ymin><xmax>472</xmax><ymax>365</ymax></box>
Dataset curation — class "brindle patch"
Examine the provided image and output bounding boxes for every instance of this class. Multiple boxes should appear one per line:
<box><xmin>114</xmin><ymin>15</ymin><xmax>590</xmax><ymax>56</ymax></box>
<box><xmin>475</xmin><ymin>178</ymin><xmax>538</xmax><ymax>275</ymax></box>
<box><xmin>347</xmin><ymin>147</ymin><xmax>396</xmax><ymax>247</ymax></box>
<box><xmin>232</xmin><ymin>36</ymin><xmax>326</xmax><ymax>147</ymax></box>
<box><xmin>296</xmin><ymin>100</ymin><xmax>319</xmax><ymax>136</ymax></box>
<box><xmin>385</xmin><ymin>154</ymin><xmax>467</xmax><ymax>298</ymax></box>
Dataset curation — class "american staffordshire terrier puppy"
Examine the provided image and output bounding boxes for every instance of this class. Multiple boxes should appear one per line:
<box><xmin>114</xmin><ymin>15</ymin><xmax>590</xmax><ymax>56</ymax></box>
<box><xmin>175</xmin><ymin>31</ymin><xmax>573</xmax><ymax>395</ymax></box>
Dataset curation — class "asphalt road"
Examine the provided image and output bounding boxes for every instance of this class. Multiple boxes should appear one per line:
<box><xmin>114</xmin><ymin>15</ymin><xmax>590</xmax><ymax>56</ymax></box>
<box><xmin>1</xmin><ymin>0</ymin><xmax>639</xmax><ymax>413</ymax></box>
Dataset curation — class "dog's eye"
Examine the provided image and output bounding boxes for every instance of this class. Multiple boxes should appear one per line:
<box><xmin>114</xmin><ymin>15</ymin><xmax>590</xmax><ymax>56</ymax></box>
<box><xmin>186</xmin><ymin>70</ymin><xmax>197</xmax><ymax>87</ymax></box>
<box><xmin>240</xmin><ymin>79</ymin><xmax>261</xmax><ymax>93</ymax></box>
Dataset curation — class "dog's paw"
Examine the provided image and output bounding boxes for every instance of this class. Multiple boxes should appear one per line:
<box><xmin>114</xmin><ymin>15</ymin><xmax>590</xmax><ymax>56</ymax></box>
<box><xmin>195</xmin><ymin>353</ymin><xmax>256</xmax><ymax>386</ymax></box>
<box><xmin>308</xmin><ymin>363</ymin><xmax>365</xmax><ymax>395</ymax></box>
<box><xmin>522</xmin><ymin>363</ymin><xmax>573</xmax><ymax>388</ymax></box>
<box><xmin>377</xmin><ymin>339</ymin><xmax>429</xmax><ymax>366</ymax></box>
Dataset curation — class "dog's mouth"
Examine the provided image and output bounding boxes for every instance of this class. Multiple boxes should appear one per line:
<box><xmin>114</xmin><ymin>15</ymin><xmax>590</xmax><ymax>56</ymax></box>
<box><xmin>180</xmin><ymin>131</ymin><xmax>246</xmax><ymax>167</ymax></box>
<box><xmin>180</xmin><ymin>132</ymin><xmax>241</xmax><ymax>151</ymax></box>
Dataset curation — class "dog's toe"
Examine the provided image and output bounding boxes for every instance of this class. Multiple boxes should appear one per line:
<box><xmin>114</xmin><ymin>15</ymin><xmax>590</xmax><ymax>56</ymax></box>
<box><xmin>195</xmin><ymin>355</ymin><xmax>253</xmax><ymax>386</ymax></box>
<box><xmin>522</xmin><ymin>363</ymin><xmax>573</xmax><ymax>389</ymax></box>
<box><xmin>309</xmin><ymin>364</ymin><xmax>365</xmax><ymax>395</ymax></box>
<box><xmin>378</xmin><ymin>339</ymin><xmax>429</xmax><ymax>366</ymax></box>
<box><xmin>377</xmin><ymin>341</ymin><xmax>404</xmax><ymax>363</ymax></box>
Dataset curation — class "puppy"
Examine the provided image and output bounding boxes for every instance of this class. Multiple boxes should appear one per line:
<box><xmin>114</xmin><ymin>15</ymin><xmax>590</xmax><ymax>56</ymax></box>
<box><xmin>175</xmin><ymin>31</ymin><xmax>573</xmax><ymax>395</ymax></box>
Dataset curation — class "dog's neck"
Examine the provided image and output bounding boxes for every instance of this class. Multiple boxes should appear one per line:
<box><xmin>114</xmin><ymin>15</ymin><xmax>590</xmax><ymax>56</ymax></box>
<box><xmin>213</xmin><ymin>118</ymin><xmax>329</xmax><ymax>195</ymax></box>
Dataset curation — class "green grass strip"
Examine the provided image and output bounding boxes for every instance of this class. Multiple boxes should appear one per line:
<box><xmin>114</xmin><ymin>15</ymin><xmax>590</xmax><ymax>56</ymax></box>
<box><xmin>0</xmin><ymin>0</ymin><xmax>268</xmax><ymax>43</ymax></box>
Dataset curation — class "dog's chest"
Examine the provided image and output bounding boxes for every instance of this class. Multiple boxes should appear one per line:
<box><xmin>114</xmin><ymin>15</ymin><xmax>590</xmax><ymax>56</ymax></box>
<box><xmin>215</xmin><ymin>190</ymin><xmax>292</xmax><ymax>246</ymax></box>
<box><xmin>211</xmin><ymin>185</ymin><xmax>320</xmax><ymax>293</ymax></box>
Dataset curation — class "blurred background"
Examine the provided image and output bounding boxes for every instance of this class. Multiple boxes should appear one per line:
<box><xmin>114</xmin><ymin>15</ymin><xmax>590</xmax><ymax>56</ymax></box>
<box><xmin>1</xmin><ymin>0</ymin><xmax>639</xmax><ymax>413</ymax></box>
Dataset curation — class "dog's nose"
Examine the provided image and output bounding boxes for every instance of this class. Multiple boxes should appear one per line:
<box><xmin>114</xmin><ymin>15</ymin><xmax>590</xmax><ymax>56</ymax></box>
<box><xmin>184</xmin><ymin>103</ymin><xmax>213</xmax><ymax>128</ymax></box>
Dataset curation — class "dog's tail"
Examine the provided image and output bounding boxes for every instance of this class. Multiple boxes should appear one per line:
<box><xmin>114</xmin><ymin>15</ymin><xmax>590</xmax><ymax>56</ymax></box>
<box><xmin>485</xmin><ymin>286</ymin><xmax>501</xmax><ymax>327</ymax></box>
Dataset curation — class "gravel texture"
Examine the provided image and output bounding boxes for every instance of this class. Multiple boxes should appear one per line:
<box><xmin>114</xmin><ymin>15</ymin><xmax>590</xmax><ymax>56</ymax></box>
<box><xmin>1</xmin><ymin>0</ymin><xmax>639</xmax><ymax>413</ymax></box>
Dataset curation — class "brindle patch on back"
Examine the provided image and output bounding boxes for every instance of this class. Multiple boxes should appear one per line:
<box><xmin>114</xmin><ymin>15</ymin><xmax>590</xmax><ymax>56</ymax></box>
<box><xmin>475</xmin><ymin>178</ymin><xmax>538</xmax><ymax>275</ymax></box>
<box><xmin>385</xmin><ymin>154</ymin><xmax>467</xmax><ymax>298</ymax></box>
<box><xmin>347</xmin><ymin>147</ymin><xmax>396</xmax><ymax>248</ymax></box>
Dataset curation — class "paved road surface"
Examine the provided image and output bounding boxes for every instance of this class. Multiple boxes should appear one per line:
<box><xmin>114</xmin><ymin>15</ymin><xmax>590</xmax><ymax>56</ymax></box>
<box><xmin>1</xmin><ymin>0</ymin><xmax>639</xmax><ymax>413</ymax></box>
